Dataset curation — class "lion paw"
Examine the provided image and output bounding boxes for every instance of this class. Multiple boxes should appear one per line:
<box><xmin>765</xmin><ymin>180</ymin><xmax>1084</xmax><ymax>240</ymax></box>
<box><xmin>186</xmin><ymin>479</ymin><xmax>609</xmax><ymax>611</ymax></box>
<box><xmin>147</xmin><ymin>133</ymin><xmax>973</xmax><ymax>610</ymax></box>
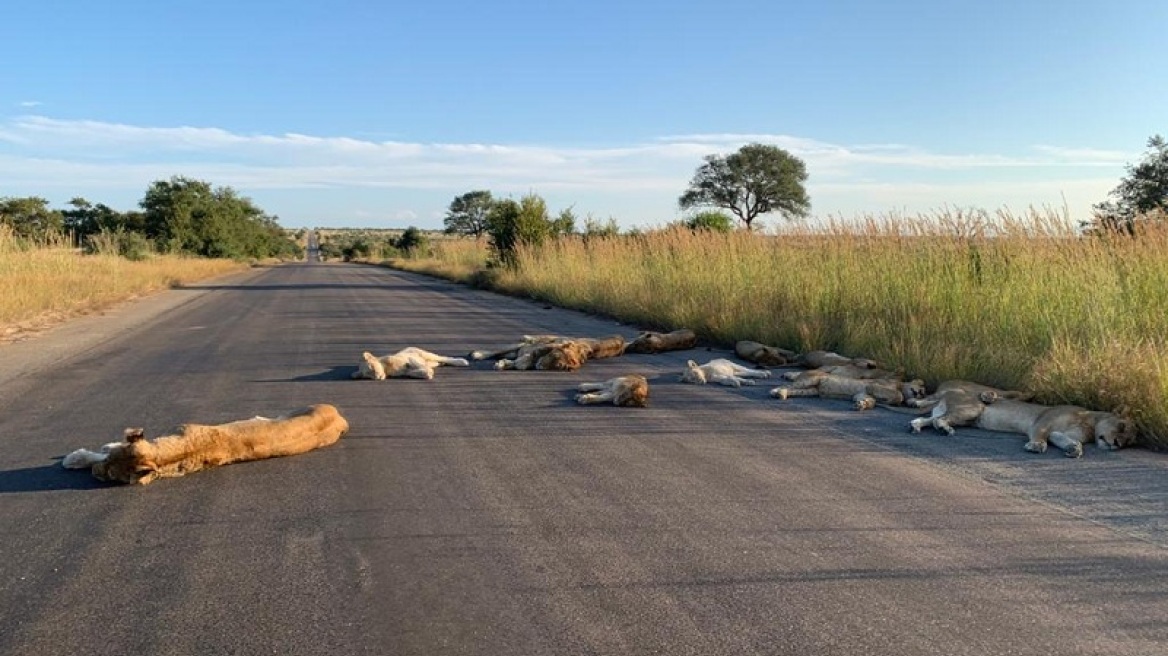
<box><xmin>1064</xmin><ymin>444</ymin><xmax>1084</xmax><ymax>458</ymax></box>
<box><xmin>770</xmin><ymin>387</ymin><xmax>789</xmax><ymax>400</ymax></box>
<box><xmin>1024</xmin><ymin>441</ymin><xmax>1047</xmax><ymax>454</ymax></box>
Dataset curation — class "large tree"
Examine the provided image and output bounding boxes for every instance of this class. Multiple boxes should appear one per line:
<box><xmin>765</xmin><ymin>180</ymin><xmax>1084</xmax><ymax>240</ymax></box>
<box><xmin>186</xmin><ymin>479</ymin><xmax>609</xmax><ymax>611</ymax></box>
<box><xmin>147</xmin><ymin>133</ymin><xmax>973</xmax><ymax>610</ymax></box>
<box><xmin>140</xmin><ymin>176</ymin><xmax>297</xmax><ymax>258</ymax></box>
<box><xmin>443</xmin><ymin>190</ymin><xmax>494</xmax><ymax>239</ymax></box>
<box><xmin>0</xmin><ymin>196</ymin><xmax>63</xmax><ymax>239</ymax></box>
<box><xmin>679</xmin><ymin>143</ymin><xmax>810</xmax><ymax>230</ymax></box>
<box><xmin>1089</xmin><ymin>134</ymin><xmax>1168</xmax><ymax>234</ymax></box>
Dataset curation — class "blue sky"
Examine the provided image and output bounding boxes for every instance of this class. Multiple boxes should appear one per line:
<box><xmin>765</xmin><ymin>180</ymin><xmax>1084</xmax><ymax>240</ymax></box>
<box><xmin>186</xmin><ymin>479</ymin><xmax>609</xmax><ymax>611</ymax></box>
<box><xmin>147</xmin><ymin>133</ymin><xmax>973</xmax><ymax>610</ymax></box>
<box><xmin>2</xmin><ymin>0</ymin><xmax>1165</xmax><ymax>230</ymax></box>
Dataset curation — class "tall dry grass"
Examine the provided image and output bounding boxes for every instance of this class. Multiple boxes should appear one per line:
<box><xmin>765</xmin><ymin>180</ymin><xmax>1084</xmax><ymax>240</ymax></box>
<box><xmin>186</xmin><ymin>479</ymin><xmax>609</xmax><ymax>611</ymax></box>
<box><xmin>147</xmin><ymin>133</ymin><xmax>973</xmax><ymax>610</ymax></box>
<box><xmin>400</xmin><ymin>209</ymin><xmax>1168</xmax><ymax>448</ymax></box>
<box><xmin>0</xmin><ymin>227</ymin><xmax>248</xmax><ymax>340</ymax></box>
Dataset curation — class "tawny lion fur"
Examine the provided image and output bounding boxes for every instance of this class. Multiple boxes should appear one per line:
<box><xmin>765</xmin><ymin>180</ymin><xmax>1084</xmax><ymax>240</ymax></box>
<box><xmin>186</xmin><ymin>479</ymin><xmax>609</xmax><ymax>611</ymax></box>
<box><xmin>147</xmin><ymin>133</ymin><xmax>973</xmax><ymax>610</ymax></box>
<box><xmin>471</xmin><ymin>334</ymin><xmax>626</xmax><ymax>372</ymax></box>
<box><xmin>735</xmin><ymin>340</ymin><xmax>797</xmax><ymax>367</ymax></box>
<box><xmin>62</xmin><ymin>404</ymin><xmax>350</xmax><ymax>485</ymax></box>
<box><xmin>625</xmin><ymin>329</ymin><xmax>697</xmax><ymax>354</ymax></box>
<box><xmin>907</xmin><ymin>380</ymin><xmax>1035</xmax><ymax>436</ymax></box>
<box><xmin>575</xmin><ymin>375</ymin><xmax>650</xmax><ymax>407</ymax></box>
<box><xmin>915</xmin><ymin>396</ymin><xmax>1136</xmax><ymax>458</ymax></box>
<box><xmin>792</xmin><ymin>350</ymin><xmax>880</xmax><ymax>370</ymax></box>
<box><xmin>353</xmin><ymin>347</ymin><xmax>470</xmax><ymax>380</ymax></box>
<box><xmin>770</xmin><ymin>373</ymin><xmax>926</xmax><ymax>410</ymax></box>
<box><xmin>680</xmin><ymin>358</ymin><xmax>772</xmax><ymax>387</ymax></box>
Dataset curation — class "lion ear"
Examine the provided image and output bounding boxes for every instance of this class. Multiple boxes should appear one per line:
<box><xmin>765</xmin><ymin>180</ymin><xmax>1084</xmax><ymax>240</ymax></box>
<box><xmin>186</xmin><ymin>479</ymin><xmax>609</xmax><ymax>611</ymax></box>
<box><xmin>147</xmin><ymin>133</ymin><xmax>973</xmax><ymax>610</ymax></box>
<box><xmin>686</xmin><ymin>360</ymin><xmax>698</xmax><ymax>367</ymax></box>
<box><xmin>124</xmin><ymin>428</ymin><xmax>146</xmax><ymax>442</ymax></box>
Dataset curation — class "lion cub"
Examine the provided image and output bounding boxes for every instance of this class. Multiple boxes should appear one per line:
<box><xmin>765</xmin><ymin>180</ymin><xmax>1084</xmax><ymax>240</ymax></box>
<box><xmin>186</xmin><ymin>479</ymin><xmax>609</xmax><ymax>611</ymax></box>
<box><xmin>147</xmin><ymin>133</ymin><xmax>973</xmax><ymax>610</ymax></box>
<box><xmin>575</xmin><ymin>375</ymin><xmax>650</xmax><ymax>407</ymax></box>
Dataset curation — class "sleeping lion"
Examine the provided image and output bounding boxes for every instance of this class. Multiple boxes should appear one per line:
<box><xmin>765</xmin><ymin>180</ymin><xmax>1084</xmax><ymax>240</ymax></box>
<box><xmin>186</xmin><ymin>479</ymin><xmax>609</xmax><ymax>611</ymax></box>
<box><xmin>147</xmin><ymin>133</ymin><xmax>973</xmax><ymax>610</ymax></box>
<box><xmin>471</xmin><ymin>334</ymin><xmax>626</xmax><ymax>372</ymax></box>
<box><xmin>680</xmin><ymin>358</ymin><xmax>772</xmax><ymax>387</ymax></box>
<box><xmin>61</xmin><ymin>404</ymin><xmax>350</xmax><ymax>485</ymax></box>
<box><xmin>770</xmin><ymin>373</ymin><xmax>926</xmax><ymax>410</ymax></box>
<box><xmin>575</xmin><ymin>375</ymin><xmax>650</xmax><ymax>407</ymax></box>
<box><xmin>352</xmin><ymin>347</ymin><xmax>470</xmax><ymax>380</ymax></box>
<box><xmin>625</xmin><ymin>329</ymin><xmax>697</xmax><ymax>354</ymax></box>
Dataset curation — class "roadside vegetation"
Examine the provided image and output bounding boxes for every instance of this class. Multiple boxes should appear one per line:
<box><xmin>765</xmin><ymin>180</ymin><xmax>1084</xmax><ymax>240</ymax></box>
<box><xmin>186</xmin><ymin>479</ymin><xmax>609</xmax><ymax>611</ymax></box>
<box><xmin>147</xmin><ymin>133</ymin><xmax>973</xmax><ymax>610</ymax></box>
<box><xmin>0</xmin><ymin>227</ymin><xmax>248</xmax><ymax>340</ymax></box>
<box><xmin>0</xmin><ymin>176</ymin><xmax>303</xmax><ymax>340</ymax></box>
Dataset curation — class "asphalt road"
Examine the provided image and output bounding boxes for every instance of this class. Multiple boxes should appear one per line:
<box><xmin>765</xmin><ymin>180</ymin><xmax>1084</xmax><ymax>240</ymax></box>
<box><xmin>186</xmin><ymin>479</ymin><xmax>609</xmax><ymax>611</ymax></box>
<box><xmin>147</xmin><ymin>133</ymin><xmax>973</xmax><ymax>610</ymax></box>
<box><xmin>1</xmin><ymin>261</ymin><xmax>1166</xmax><ymax>656</ymax></box>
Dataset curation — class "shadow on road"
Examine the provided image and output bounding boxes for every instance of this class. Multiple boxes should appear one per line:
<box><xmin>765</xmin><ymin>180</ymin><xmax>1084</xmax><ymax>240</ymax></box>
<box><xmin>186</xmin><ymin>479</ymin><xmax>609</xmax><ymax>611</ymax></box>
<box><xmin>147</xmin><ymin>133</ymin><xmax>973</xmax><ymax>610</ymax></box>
<box><xmin>0</xmin><ymin>463</ymin><xmax>111</xmax><ymax>493</ymax></box>
<box><xmin>253</xmin><ymin>366</ymin><xmax>358</xmax><ymax>382</ymax></box>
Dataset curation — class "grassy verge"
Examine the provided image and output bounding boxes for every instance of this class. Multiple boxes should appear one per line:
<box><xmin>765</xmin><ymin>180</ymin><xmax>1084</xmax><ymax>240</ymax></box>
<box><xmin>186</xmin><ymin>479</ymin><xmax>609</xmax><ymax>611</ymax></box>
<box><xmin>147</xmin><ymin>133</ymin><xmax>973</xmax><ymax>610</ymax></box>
<box><xmin>383</xmin><ymin>210</ymin><xmax>1168</xmax><ymax>450</ymax></box>
<box><xmin>1</xmin><ymin>229</ymin><xmax>250</xmax><ymax>341</ymax></box>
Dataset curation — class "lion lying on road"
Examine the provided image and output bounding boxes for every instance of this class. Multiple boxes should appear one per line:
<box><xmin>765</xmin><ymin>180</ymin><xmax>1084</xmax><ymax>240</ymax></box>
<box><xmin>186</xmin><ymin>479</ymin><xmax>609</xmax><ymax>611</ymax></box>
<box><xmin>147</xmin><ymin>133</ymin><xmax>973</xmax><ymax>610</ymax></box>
<box><xmin>975</xmin><ymin>399</ymin><xmax>1136</xmax><ymax>457</ymax></box>
<box><xmin>910</xmin><ymin>393</ymin><xmax>1136</xmax><ymax>458</ymax></box>
<box><xmin>770</xmin><ymin>373</ymin><xmax>926</xmax><ymax>410</ymax></box>
<box><xmin>62</xmin><ymin>404</ymin><xmax>349</xmax><ymax>485</ymax></box>
<box><xmin>680</xmin><ymin>359</ymin><xmax>772</xmax><ymax>387</ymax></box>
<box><xmin>575</xmin><ymin>375</ymin><xmax>650</xmax><ymax>407</ymax></box>
<box><xmin>792</xmin><ymin>350</ymin><xmax>880</xmax><ymax>370</ymax></box>
<box><xmin>471</xmin><ymin>334</ymin><xmax>626</xmax><ymax>371</ymax></box>
<box><xmin>353</xmin><ymin>347</ymin><xmax>470</xmax><ymax>380</ymax></box>
<box><xmin>626</xmin><ymin>329</ymin><xmax>697</xmax><ymax>354</ymax></box>
<box><xmin>735</xmin><ymin>340</ymin><xmax>797</xmax><ymax>367</ymax></box>
<box><xmin>907</xmin><ymin>380</ymin><xmax>1034</xmax><ymax>436</ymax></box>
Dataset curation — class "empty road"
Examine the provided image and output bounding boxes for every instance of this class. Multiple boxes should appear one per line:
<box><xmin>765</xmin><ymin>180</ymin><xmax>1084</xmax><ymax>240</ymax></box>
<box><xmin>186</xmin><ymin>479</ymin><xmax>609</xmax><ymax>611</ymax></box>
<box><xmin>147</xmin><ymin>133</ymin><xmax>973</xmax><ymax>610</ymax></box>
<box><xmin>1</xmin><ymin>261</ymin><xmax>1165</xmax><ymax>656</ymax></box>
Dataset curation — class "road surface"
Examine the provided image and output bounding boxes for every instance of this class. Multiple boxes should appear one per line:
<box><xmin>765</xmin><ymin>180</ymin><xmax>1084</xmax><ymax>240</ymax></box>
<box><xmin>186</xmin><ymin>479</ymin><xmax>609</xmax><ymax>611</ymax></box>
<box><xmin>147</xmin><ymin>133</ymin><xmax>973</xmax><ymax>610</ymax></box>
<box><xmin>1</xmin><ymin>261</ymin><xmax>1165</xmax><ymax>656</ymax></box>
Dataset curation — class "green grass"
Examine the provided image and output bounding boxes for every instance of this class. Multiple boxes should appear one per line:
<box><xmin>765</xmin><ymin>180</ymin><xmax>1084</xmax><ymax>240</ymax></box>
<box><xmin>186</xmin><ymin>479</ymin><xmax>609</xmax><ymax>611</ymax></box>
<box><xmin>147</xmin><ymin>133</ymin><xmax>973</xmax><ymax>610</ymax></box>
<box><xmin>386</xmin><ymin>209</ymin><xmax>1168</xmax><ymax>450</ymax></box>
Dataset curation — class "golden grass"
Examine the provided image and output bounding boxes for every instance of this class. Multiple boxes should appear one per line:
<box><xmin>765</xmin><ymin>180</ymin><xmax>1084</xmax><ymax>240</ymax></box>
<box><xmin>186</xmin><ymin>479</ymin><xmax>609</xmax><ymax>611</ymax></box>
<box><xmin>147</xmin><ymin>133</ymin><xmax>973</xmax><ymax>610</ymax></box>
<box><xmin>380</xmin><ymin>238</ymin><xmax>491</xmax><ymax>283</ymax></box>
<box><xmin>392</xmin><ymin>209</ymin><xmax>1168</xmax><ymax>449</ymax></box>
<box><xmin>0</xmin><ymin>228</ymin><xmax>249</xmax><ymax>341</ymax></box>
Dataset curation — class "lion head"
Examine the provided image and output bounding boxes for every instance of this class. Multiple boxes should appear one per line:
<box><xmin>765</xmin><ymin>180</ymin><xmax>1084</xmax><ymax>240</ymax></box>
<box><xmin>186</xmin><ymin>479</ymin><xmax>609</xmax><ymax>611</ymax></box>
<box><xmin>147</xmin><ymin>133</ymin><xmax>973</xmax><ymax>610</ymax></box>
<box><xmin>353</xmin><ymin>352</ymin><xmax>387</xmax><ymax>380</ymax></box>
<box><xmin>535</xmin><ymin>342</ymin><xmax>589</xmax><ymax>371</ymax></box>
<box><xmin>1095</xmin><ymin>414</ymin><xmax>1138</xmax><ymax>450</ymax></box>
<box><xmin>90</xmin><ymin>428</ymin><xmax>159</xmax><ymax>485</ymax></box>
<box><xmin>679</xmin><ymin>360</ymin><xmax>707</xmax><ymax>385</ymax></box>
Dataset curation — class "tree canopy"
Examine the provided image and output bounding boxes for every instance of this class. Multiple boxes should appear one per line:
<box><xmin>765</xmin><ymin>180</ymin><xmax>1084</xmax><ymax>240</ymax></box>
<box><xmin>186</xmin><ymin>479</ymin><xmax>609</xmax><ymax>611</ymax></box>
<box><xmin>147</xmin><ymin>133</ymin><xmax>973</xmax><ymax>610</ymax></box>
<box><xmin>444</xmin><ymin>190</ymin><xmax>494</xmax><ymax>239</ymax></box>
<box><xmin>1089</xmin><ymin>135</ymin><xmax>1168</xmax><ymax>234</ymax></box>
<box><xmin>679</xmin><ymin>143</ymin><xmax>810</xmax><ymax>230</ymax></box>
<box><xmin>140</xmin><ymin>176</ymin><xmax>298</xmax><ymax>259</ymax></box>
<box><xmin>0</xmin><ymin>196</ymin><xmax>63</xmax><ymax>239</ymax></box>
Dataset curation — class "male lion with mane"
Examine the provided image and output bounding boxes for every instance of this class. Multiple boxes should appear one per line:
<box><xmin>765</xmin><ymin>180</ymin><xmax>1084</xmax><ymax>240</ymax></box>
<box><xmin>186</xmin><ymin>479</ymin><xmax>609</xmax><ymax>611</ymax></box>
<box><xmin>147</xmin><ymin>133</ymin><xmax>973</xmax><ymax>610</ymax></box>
<box><xmin>62</xmin><ymin>404</ymin><xmax>349</xmax><ymax>485</ymax></box>
<box><xmin>471</xmin><ymin>334</ymin><xmax>626</xmax><ymax>371</ymax></box>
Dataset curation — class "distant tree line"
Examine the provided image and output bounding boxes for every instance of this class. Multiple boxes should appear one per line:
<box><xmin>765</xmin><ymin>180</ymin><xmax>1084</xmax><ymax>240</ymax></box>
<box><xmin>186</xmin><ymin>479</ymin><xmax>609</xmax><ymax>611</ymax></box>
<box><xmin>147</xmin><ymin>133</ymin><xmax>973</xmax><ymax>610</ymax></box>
<box><xmin>0</xmin><ymin>176</ymin><xmax>301</xmax><ymax>260</ymax></box>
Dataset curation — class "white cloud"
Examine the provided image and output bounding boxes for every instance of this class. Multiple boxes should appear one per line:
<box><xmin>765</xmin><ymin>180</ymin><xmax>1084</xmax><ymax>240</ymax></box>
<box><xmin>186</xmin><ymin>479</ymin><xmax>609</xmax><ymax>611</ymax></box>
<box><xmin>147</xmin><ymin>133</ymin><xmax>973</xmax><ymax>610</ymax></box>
<box><xmin>18</xmin><ymin>101</ymin><xmax>43</xmax><ymax>108</ymax></box>
<box><xmin>0</xmin><ymin>116</ymin><xmax>1134</xmax><ymax>227</ymax></box>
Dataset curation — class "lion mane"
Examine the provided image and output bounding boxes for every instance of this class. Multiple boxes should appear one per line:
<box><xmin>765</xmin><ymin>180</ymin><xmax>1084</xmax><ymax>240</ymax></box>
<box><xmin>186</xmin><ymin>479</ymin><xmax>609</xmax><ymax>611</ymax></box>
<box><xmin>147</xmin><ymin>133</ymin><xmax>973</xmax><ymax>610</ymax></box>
<box><xmin>471</xmin><ymin>334</ymin><xmax>626</xmax><ymax>372</ymax></box>
<box><xmin>62</xmin><ymin>404</ymin><xmax>349</xmax><ymax>485</ymax></box>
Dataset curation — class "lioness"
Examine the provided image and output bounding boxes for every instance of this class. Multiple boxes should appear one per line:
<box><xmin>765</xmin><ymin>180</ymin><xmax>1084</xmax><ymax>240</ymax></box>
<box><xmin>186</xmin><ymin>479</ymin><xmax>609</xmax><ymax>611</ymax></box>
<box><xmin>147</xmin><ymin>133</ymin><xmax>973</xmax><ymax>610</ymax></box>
<box><xmin>353</xmin><ymin>347</ymin><xmax>470</xmax><ymax>380</ymax></box>
<box><xmin>575</xmin><ymin>375</ymin><xmax>650</xmax><ymax>407</ymax></box>
<box><xmin>907</xmin><ymin>380</ymin><xmax>1033</xmax><ymax>409</ymax></box>
<box><xmin>975</xmin><ymin>399</ymin><xmax>1136</xmax><ymax>458</ymax></box>
<box><xmin>770</xmin><ymin>374</ymin><xmax>926</xmax><ymax>410</ymax></box>
<box><xmin>625</xmin><ymin>329</ymin><xmax>697</xmax><ymax>354</ymax></box>
<box><xmin>735</xmin><ymin>340</ymin><xmax>797</xmax><ymax>367</ymax></box>
<box><xmin>792</xmin><ymin>350</ymin><xmax>879</xmax><ymax>370</ymax></box>
<box><xmin>62</xmin><ymin>404</ymin><xmax>349</xmax><ymax>485</ymax></box>
<box><xmin>680</xmin><ymin>358</ymin><xmax>772</xmax><ymax>387</ymax></box>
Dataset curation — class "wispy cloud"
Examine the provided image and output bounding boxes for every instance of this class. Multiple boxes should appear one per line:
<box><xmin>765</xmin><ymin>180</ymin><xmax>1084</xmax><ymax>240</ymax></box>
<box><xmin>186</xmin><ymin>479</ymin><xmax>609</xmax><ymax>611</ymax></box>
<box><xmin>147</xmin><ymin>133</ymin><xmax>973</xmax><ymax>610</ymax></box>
<box><xmin>18</xmin><ymin>101</ymin><xmax>43</xmax><ymax>108</ymax></box>
<box><xmin>0</xmin><ymin>116</ymin><xmax>1134</xmax><ymax>225</ymax></box>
